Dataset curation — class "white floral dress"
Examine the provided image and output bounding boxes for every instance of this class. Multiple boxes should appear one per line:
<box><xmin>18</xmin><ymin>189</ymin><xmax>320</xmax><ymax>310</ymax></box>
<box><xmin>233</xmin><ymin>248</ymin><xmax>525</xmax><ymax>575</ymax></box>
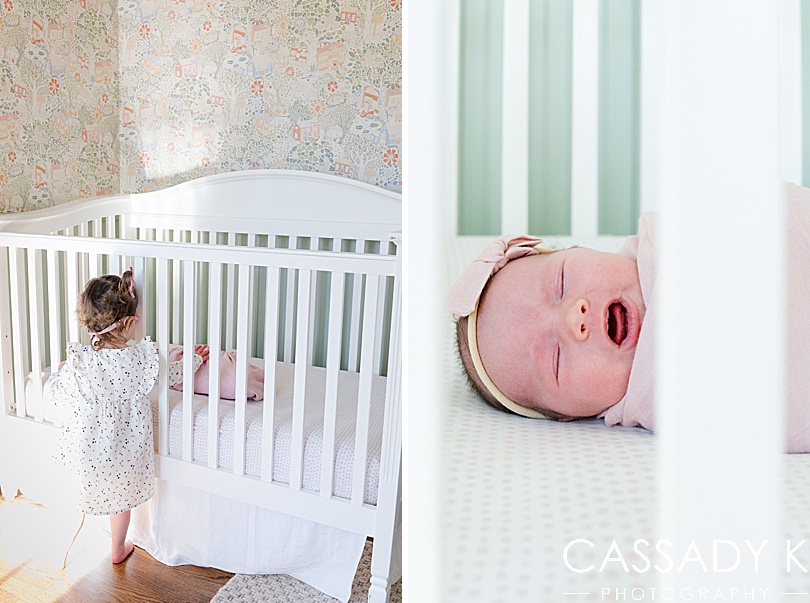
<box><xmin>48</xmin><ymin>337</ymin><xmax>201</xmax><ymax>516</ymax></box>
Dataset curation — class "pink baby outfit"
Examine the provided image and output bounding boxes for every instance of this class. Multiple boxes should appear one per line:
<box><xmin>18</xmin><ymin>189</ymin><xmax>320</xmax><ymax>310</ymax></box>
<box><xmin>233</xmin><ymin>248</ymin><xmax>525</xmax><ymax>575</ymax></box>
<box><xmin>167</xmin><ymin>347</ymin><xmax>265</xmax><ymax>401</ymax></box>
<box><xmin>603</xmin><ymin>183</ymin><xmax>810</xmax><ymax>453</ymax></box>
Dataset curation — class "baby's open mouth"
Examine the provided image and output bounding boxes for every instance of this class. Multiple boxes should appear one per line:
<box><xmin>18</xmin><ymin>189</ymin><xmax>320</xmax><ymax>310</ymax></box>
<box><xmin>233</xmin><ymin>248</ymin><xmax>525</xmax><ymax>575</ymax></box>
<box><xmin>607</xmin><ymin>302</ymin><xmax>628</xmax><ymax>346</ymax></box>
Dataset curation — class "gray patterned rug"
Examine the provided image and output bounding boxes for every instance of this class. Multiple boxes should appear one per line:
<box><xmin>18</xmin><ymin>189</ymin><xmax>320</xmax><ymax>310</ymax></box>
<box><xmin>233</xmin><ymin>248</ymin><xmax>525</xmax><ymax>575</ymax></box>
<box><xmin>210</xmin><ymin>540</ymin><xmax>402</xmax><ymax>602</ymax></box>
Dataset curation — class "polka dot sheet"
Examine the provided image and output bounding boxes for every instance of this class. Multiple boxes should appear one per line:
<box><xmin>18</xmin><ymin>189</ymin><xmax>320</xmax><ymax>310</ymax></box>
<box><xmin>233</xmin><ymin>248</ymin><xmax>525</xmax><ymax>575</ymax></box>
<box><xmin>442</xmin><ymin>237</ymin><xmax>810</xmax><ymax>601</ymax></box>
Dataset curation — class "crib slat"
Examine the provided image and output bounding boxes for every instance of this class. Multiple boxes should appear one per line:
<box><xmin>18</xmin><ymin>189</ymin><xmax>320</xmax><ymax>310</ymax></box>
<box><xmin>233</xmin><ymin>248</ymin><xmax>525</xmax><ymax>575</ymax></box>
<box><xmin>142</xmin><ymin>229</ymin><xmax>155</xmax><ymax>338</ymax></box>
<box><xmin>232</xmin><ymin>263</ymin><xmax>251</xmax><ymax>476</ymax></box>
<box><xmin>351</xmin><ymin>274</ymin><xmax>379</xmax><ymax>505</ymax></box>
<box><xmin>88</xmin><ymin>221</ymin><xmax>101</xmax><ymax>279</ymax></box>
<box><xmin>571</xmin><ymin>0</ymin><xmax>600</xmax><ymax>238</ymax></box>
<box><xmin>290</xmin><ymin>268</ymin><xmax>313</xmax><ymax>490</ymax></box>
<box><xmin>9</xmin><ymin>248</ymin><xmax>27</xmax><ymax>418</ymax></box>
<box><xmin>779</xmin><ymin>0</ymin><xmax>803</xmax><ymax>185</ymax></box>
<box><xmin>500</xmin><ymin>0</ymin><xmax>529</xmax><ymax>235</ymax></box>
<box><xmin>225</xmin><ymin>232</ymin><xmax>236</xmax><ymax>351</ymax></box>
<box><xmin>133</xmin><ymin>255</ymin><xmax>146</xmax><ymax>342</ymax></box>
<box><xmin>46</xmin><ymin>248</ymin><xmax>61</xmax><ymax>426</ymax></box>
<box><xmin>157</xmin><ymin>258</ymin><xmax>170</xmax><ymax>456</ymax></box>
<box><xmin>66</xmin><ymin>249</ymin><xmax>79</xmax><ymax>343</ymax></box>
<box><xmin>261</xmin><ymin>266</ymin><xmax>280</xmax><ymax>482</ymax></box>
<box><xmin>31</xmin><ymin>248</ymin><xmax>45</xmax><ymax>362</ymax></box>
<box><xmin>639</xmin><ymin>0</ymin><xmax>664</xmax><ymax>214</ymax></box>
<box><xmin>182</xmin><ymin>260</ymin><xmax>196</xmax><ymax>463</ymax></box>
<box><xmin>306</xmin><ymin>239</ymin><xmax>318</xmax><ymax>365</ymax></box>
<box><xmin>195</xmin><ymin>232</ymin><xmax>206</xmax><ymax>360</ymax></box>
<box><xmin>96</xmin><ymin>219</ymin><xmax>105</xmax><ymax>274</ymax></box>
<box><xmin>27</xmin><ymin>248</ymin><xmax>44</xmax><ymax>423</ymax></box>
<box><xmin>207</xmin><ymin>262</ymin><xmax>223</xmax><ymax>469</ymax></box>
<box><xmin>372</xmin><ymin>271</ymin><xmax>388</xmax><ymax>376</ymax></box>
<box><xmin>380</xmin><ymin>246</ymin><xmax>402</xmax><ymax>484</ymax></box>
<box><xmin>320</xmin><ymin>271</ymin><xmax>345</xmax><ymax>498</ymax></box>
<box><xmin>247</xmin><ymin>234</ymin><xmax>257</xmax><ymax>357</ymax></box>
<box><xmin>347</xmin><ymin>239</ymin><xmax>365</xmax><ymax>371</ymax></box>
<box><xmin>172</xmin><ymin>231</ymin><xmax>181</xmax><ymax>345</ymax></box>
<box><xmin>0</xmin><ymin>247</ymin><xmax>14</xmax><ymax>416</ymax></box>
<box><xmin>283</xmin><ymin>239</ymin><xmax>296</xmax><ymax>362</ymax></box>
<box><xmin>79</xmin><ymin>221</ymin><xmax>91</xmax><ymax>286</ymax></box>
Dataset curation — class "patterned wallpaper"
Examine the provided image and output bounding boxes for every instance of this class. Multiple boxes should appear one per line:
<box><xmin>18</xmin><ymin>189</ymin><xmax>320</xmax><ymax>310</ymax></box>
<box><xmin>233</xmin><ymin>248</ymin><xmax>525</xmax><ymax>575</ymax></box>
<box><xmin>0</xmin><ymin>0</ymin><xmax>401</xmax><ymax>213</ymax></box>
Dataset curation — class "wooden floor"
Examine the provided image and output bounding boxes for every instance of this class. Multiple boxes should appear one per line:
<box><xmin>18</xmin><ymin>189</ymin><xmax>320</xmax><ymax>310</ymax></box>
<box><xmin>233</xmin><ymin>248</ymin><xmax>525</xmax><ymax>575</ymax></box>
<box><xmin>0</xmin><ymin>491</ymin><xmax>233</xmax><ymax>603</ymax></box>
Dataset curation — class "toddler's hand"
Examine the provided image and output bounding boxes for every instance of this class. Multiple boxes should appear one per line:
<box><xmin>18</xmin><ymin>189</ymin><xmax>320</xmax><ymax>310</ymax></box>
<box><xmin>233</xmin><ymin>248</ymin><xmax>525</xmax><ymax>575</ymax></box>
<box><xmin>58</xmin><ymin>360</ymin><xmax>67</xmax><ymax>371</ymax></box>
<box><xmin>195</xmin><ymin>345</ymin><xmax>210</xmax><ymax>363</ymax></box>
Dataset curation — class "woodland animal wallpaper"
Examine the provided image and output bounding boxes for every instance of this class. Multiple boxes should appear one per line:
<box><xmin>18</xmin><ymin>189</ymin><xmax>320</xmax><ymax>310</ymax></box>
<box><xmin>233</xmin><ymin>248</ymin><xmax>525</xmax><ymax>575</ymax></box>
<box><xmin>0</xmin><ymin>0</ymin><xmax>402</xmax><ymax>212</ymax></box>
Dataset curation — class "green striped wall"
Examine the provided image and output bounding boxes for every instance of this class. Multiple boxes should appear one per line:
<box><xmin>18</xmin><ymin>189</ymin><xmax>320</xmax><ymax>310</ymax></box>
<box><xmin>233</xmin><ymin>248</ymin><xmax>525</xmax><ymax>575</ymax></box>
<box><xmin>528</xmin><ymin>0</ymin><xmax>573</xmax><ymax>236</ymax></box>
<box><xmin>455</xmin><ymin>0</ymin><xmax>646</xmax><ymax>237</ymax></box>
<box><xmin>458</xmin><ymin>0</ymin><xmax>505</xmax><ymax>235</ymax></box>
<box><xmin>598</xmin><ymin>0</ymin><xmax>640</xmax><ymax>235</ymax></box>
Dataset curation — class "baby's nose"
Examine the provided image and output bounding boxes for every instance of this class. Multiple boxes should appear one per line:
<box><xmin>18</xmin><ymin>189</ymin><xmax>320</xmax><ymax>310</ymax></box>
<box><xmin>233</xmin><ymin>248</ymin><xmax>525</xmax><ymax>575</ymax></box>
<box><xmin>567</xmin><ymin>299</ymin><xmax>590</xmax><ymax>341</ymax></box>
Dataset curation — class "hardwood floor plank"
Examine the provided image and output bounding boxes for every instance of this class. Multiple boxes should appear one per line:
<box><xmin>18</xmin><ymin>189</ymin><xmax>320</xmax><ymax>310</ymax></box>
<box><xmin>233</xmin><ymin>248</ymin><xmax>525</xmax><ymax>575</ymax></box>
<box><xmin>0</xmin><ymin>494</ymin><xmax>233</xmax><ymax>603</ymax></box>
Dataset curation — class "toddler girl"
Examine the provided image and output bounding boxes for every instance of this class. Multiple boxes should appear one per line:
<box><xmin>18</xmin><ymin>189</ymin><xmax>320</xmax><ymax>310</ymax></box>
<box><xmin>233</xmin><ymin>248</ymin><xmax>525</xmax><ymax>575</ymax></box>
<box><xmin>47</xmin><ymin>269</ymin><xmax>208</xmax><ymax>564</ymax></box>
<box><xmin>449</xmin><ymin>183</ymin><xmax>810</xmax><ymax>452</ymax></box>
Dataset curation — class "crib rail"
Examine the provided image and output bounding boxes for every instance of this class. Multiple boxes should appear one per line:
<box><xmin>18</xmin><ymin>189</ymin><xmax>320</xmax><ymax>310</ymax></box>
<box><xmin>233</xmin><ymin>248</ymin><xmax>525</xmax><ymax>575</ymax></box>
<box><xmin>0</xmin><ymin>230</ymin><xmax>401</xmax><ymax>523</ymax></box>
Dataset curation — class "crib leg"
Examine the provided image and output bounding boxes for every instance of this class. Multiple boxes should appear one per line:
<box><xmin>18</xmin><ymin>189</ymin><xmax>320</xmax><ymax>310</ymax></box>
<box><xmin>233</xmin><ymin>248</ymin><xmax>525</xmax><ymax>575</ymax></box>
<box><xmin>368</xmin><ymin>578</ymin><xmax>390</xmax><ymax>603</ymax></box>
<box><xmin>368</xmin><ymin>469</ymin><xmax>402</xmax><ymax>603</ymax></box>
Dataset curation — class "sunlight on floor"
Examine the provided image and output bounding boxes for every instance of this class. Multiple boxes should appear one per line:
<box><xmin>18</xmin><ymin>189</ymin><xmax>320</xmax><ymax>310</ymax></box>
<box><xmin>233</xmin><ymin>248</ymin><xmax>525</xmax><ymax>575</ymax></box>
<box><xmin>0</xmin><ymin>493</ymin><xmax>113</xmax><ymax>602</ymax></box>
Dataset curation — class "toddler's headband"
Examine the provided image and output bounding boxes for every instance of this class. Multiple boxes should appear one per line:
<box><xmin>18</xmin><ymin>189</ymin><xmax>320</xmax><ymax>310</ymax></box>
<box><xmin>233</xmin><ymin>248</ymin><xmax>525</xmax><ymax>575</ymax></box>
<box><xmin>448</xmin><ymin>236</ymin><xmax>550</xmax><ymax>419</ymax></box>
<box><xmin>87</xmin><ymin>267</ymin><xmax>138</xmax><ymax>336</ymax></box>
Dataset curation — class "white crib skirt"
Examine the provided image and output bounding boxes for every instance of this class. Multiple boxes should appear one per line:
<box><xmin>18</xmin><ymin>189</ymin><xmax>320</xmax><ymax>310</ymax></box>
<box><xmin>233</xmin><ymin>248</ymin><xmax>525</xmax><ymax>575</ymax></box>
<box><xmin>129</xmin><ymin>478</ymin><xmax>365</xmax><ymax>603</ymax></box>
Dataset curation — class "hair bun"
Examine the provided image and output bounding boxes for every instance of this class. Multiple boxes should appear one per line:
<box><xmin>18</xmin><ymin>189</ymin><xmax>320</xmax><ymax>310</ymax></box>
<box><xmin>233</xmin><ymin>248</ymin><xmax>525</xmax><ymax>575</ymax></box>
<box><xmin>119</xmin><ymin>269</ymin><xmax>135</xmax><ymax>299</ymax></box>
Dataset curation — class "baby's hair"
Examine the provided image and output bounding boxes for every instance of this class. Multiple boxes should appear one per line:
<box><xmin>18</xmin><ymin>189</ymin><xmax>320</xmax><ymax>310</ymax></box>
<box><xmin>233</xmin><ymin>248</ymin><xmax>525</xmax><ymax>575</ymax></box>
<box><xmin>77</xmin><ymin>270</ymin><xmax>138</xmax><ymax>351</ymax></box>
<box><xmin>454</xmin><ymin>246</ymin><xmax>571</xmax><ymax>421</ymax></box>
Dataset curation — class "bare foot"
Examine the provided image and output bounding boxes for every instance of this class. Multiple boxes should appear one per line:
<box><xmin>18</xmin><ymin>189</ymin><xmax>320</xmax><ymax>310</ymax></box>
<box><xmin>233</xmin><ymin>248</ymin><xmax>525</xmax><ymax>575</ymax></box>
<box><xmin>111</xmin><ymin>540</ymin><xmax>135</xmax><ymax>564</ymax></box>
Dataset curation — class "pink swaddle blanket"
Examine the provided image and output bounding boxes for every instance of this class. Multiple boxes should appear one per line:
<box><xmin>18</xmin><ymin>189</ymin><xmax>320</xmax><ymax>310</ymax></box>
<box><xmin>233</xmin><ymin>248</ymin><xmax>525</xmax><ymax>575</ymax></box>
<box><xmin>603</xmin><ymin>184</ymin><xmax>810</xmax><ymax>453</ymax></box>
<box><xmin>168</xmin><ymin>348</ymin><xmax>265</xmax><ymax>401</ymax></box>
<box><xmin>601</xmin><ymin>213</ymin><xmax>657</xmax><ymax>432</ymax></box>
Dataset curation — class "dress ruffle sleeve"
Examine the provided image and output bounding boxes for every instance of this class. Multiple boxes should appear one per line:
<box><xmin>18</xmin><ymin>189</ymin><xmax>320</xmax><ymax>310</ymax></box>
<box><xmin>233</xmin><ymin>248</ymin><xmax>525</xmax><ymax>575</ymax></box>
<box><xmin>135</xmin><ymin>337</ymin><xmax>161</xmax><ymax>398</ymax></box>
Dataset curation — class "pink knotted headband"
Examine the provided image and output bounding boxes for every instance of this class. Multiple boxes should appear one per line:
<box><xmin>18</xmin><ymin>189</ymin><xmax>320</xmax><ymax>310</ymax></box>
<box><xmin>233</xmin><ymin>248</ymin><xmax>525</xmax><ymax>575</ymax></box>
<box><xmin>88</xmin><ymin>314</ymin><xmax>139</xmax><ymax>336</ymax></box>
<box><xmin>449</xmin><ymin>236</ymin><xmax>550</xmax><ymax>419</ymax></box>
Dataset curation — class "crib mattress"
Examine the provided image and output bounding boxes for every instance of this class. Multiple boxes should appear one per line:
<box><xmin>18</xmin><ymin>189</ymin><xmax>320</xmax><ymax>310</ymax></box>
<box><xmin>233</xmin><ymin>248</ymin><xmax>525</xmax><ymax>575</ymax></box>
<box><xmin>149</xmin><ymin>360</ymin><xmax>384</xmax><ymax>506</ymax></box>
<box><xmin>442</xmin><ymin>237</ymin><xmax>810</xmax><ymax>600</ymax></box>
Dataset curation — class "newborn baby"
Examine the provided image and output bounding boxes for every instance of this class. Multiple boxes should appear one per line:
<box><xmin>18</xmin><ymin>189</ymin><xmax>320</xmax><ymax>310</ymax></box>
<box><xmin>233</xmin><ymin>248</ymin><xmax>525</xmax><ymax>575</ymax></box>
<box><xmin>450</xmin><ymin>233</ymin><xmax>650</xmax><ymax>422</ymax></box>
<box><xmin>450</xmin><ymin>239</ymin><xmax>646</xmax><ymax>420</ymax></box>
<box><xmin>449</xmin><ymin>183</ymin><xmax>810</xmax><ymax>452</ymax></box>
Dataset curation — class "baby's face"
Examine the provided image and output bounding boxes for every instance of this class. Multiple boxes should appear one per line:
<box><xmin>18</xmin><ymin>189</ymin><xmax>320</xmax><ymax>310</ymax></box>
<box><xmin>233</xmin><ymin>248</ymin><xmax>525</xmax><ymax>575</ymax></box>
<box><xmin>475</xmin><ymin>247</ymin><xmax>646</xmax><ymax>418</ymax></box>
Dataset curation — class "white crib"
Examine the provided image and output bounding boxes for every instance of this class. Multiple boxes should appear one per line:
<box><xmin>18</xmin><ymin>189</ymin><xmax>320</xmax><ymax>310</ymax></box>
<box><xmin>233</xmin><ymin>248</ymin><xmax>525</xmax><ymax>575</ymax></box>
<box><xmin>0</xmin><ymin>169</ymin><xmax>402</xmax><ymax>603</ymax></box>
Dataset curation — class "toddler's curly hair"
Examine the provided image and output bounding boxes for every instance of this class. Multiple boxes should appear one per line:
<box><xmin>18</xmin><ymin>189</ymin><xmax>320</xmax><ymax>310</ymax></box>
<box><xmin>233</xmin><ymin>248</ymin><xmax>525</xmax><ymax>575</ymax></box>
<box><xmin>77</xmin><ymin>269</ymin><xmax>138</xmax><ymax>350</ymax></box>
